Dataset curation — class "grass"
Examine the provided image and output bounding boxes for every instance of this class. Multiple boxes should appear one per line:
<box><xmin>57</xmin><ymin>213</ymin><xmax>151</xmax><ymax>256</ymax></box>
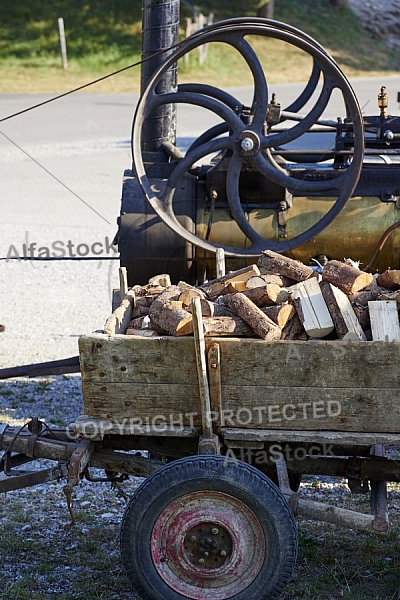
<box><xmin>0</xmin><ymin>0</ymin><xmax>399</xmax><ymax>93</ymax></box>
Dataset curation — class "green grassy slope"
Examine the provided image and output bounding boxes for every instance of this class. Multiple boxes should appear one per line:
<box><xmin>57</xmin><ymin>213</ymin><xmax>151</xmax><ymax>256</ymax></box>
<box><xmin>0</xmin><ymin>0</ymin><xmax>398</xmax><ymax>92</ymax></box>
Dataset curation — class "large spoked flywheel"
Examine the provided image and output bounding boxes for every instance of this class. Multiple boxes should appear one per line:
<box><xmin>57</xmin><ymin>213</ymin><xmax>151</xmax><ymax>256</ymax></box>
<box><xmin>132</xmin><ymin>18</ymin><xmax>364</xmax><ymax>257</ymax></box>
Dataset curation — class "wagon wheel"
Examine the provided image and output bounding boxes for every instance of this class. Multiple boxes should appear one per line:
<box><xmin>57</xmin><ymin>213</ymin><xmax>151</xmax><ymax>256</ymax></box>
<box><xmin>120</xmin><ymin>455</ymin><xmax>297</xmax><ymax>600</ymax></box>
<box><xmin>132</xmin><ymin>18</ymin><xmax>364</xmax><ymax>257</ymax></box>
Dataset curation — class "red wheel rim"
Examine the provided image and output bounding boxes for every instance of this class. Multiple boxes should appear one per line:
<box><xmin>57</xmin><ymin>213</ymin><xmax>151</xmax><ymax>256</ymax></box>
<box><xmin>151</xmin><ymin>491</ymin><xmax>265</xmax><ymax>599</ymax></box>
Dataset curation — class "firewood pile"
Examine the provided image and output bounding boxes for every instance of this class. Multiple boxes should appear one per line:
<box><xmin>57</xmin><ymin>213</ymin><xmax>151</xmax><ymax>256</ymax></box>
<box><xmin>124</xmin><ymin>250</ymin><xmax>400</xmax><ymax>342</ymax></box>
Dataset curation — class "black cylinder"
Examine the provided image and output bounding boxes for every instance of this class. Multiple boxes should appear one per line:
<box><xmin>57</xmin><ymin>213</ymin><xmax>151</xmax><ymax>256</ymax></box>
<box><xmin>141</xmin><ymin>0</ymin><xmax>179</xmax><ymax>151</ymax></box>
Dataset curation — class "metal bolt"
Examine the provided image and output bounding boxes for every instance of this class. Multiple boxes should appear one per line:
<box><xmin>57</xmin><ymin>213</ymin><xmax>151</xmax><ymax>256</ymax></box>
<box><xmin>198</xmin><ymin>558</ymin><xmax>205</xmax><ymax>565</ymax></box>
<box><xmin>211</xmin><ymin>527</ymin><xmax>219</xmax><ymax>535</ymax></box>
<box><xmin>206</xmin><ymin>538</ymin><xmax>213</xmax><ymax>545</ymax></box>
<box><xmin>204</xmin><ymin>552</ymin><xmax>209</xmax><ymax>557</ymax></box>
<box><xmin>241</xmin><ymin>137</ymin><xmax>254</xmax><ymax>152</ymax></box>
<box><xmin>190</xmin><ymin>535</ymin><xmax>197</xmax><ymax>543</ymax></box>
<box><xmin>221</xmin><ymin>550</ymin><xmax>227</xmax><ymax>557</ymax></box>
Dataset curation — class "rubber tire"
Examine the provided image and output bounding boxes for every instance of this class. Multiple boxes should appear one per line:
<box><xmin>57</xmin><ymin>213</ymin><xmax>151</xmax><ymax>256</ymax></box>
<box><xmin>120</xmin><ymin>455</ymin><xmax>298</xmax><ymax>600</ymax></box>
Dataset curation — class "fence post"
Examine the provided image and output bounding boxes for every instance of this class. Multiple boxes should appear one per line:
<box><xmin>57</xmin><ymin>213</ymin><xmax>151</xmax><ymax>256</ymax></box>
<box><xmin>58</xmin><ymin>18</ymin><xmax>68</xmax><ymax>70</ymax></box>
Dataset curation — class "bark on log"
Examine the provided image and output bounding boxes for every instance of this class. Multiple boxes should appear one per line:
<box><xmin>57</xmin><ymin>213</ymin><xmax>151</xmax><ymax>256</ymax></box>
<box><xmin>350</xmin><ymin>285</ymin><xmax>390</xmax><ymax>306</ymax></box>
<box><xmin>378</xmin><ymin>289</ymin><xmax>400</xmax><ymax>307</ymax></box>
<box><xmin>280</xmin><ymin>314</ymin><xmax>307</xmax><ymax>340</ymax></box>
<box><xmin>258</xmin><ymin>250</ymin><xmax>314</xmax><ymax>281</ymax></box>
<box><xmin>320</xmin><ymin>282</ymin><xmax>366</xmax><ymax>341</ymax></box>
<box><xmin>322</xmin><ymin>260</ymin><xmax>373</xmax><ymax>294</ymax></box>
<box><xmin>376</xmin><ymin>269</ymin><xmax>400</xmax><ymax>290</ymax></box>
<box><xmin>222</xmin><ymin>293</ymin><xmax>282</xmax><ymax>340</ymax></box>
<box><xmin>149</xmin><ymin>286</ymin><xmax>193</xmax><ymax>336</ymax></box>
<box><xmin>352</xmin><ymin>305</ymin><xmax>371</xmax><ymax>331</ymax></box>
<box><xmin>261</xmin><ymin>304</ymin><xmax>296</xmax><ymax>328</ymax></box>
<box><xmin>202</xmin><ymin>316</ymin><xmax>253</xmax><ymax>337</ymax></box>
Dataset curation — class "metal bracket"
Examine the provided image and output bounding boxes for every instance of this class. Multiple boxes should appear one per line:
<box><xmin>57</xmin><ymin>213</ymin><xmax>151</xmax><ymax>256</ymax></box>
<box><xmin>63</xmin><ymin>440</ymin><xmax>94</xmax><ymax>529</ymax></box>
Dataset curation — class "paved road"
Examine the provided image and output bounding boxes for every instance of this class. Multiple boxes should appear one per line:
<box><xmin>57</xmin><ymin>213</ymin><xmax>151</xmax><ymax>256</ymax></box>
<box><xmin>0</xmin><ymin>76</ymin><xmax>399</xmax><ymax>366</ymax></box>
<box><xmin>1</xmin><ymin>75</ymin><xmax>399</xmax><ymax>236</ymax></box>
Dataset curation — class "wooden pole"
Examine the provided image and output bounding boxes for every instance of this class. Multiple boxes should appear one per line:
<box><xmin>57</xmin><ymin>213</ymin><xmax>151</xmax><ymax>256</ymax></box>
<box><xmin>58</xmin><ymin>18</ymin><xmax>68</xmax><ymax>70</ymax></box>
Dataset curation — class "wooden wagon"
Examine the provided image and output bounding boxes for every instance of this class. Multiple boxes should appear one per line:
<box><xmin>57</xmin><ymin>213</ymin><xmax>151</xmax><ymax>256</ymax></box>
<box><xmin>70</xmin><ymin>288</ymin><xmax>400</xmax><ymax>600</ymax></box>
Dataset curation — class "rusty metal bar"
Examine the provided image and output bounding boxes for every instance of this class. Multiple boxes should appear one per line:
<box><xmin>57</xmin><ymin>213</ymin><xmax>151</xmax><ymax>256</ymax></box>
<box><xmin>90</xmin><ymin>448</ymin><xmax>163</xmax><ymax>478</ymax></box>
<box><xmin>0</xmin><ymin>465</ymin><xmax>67</xmax><ymax>493</ymax></box>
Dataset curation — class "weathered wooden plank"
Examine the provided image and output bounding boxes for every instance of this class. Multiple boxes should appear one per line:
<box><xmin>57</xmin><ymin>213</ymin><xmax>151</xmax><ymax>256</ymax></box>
<box><xmin>208</xmin><ymin>343</ymin><xmax>222</xmax><ymax>427</ymax></box>
<box><xmin>80</xmin><ymin>379</ymin><xmax>400</xmax><ymax>432</ymax></box>
<box><xmin>79</xmin><ymin>334</ymin><xmax>199</xmax><ymax>384</ymax></box>
<box><xmin>369</xmin><ymin>300</ymin><xmax>400</xmax><ymax>341</ymax></box>
<box><xmin>80</xmin><ymin>334</ymin><xmax>400</xmax><ymax>389</ymax></box>
<box><xmin>74</xmin><ymin>414</ymin><xmax>200</xmax><ymax>440</ymax></box>
<box><xmin>215</xmin><ymin>385</ymin><xmax>400</xmax><ymax>431</ymax></box>
<box><xmin>207</xmin><ymin>338</ymin><xmax>400</xmax><ymax>389</ymax></box>
<box><xmin>221</xmin><ymin>428</ymin><xmax>400</xmax><ymax>445</ymax></box>
<box><xmin>79</xmin><ymin>334</ymin><xmax>400</xmax><ymax>432</ymax></box>
<box><xmin>192</xmin><ymin>297</ymin><xmax>213</xmax><ymax>438</ymax></box>
<box><xmin>80</xmin><ymin>381</ymin><xmax>201</xmax><ymax>423</ymax></box>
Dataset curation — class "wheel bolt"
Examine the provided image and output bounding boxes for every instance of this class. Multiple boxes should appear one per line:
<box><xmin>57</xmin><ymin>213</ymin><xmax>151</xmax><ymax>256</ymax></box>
<box><xmin>206</xmin><ymin>538</ymin><xmax>212</xmax><ymax>544</ymax></box>
<box><xmin>221</xmin><ymin>550</ymin><xmax>227</xmax><ymax>557</ymax></box>
<box><xmin>204</xmin><ymin>551</ymin><xmax>209</xmax><ymax>557</ymax></box>
<box><xmin>198</xmin><ymin>558</ymin><xmax>205</xmax><ymax>565</ymax></box>
<box><xmin>211</xmin><ymin>528</ymin><xmax>219</xmax><ymax>535</ymax></box>
<box><xmin>190</xmin><ymin>535</ymin><xmax>197</xmax><ymax>543</ymax></box>
<box><xmin>241</xmin><ymin>137</ymin><xmax>254</xmax><ymax>152</ymax></box>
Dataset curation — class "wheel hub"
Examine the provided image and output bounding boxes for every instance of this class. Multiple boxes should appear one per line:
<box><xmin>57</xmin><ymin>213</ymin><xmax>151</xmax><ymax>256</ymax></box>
<box><xmin>237</xmin><ymin>130</ymin><xmax>260</xmax><ymax>156</ymax></box>
<box><xmin>184</xmin><ymin>523</ymin><xmax>233</xmax><ymax>569</ymax></box>
<box><xmin>151</xmin><ymin>490</ymin><xmax>265</xmax><ymax>599</ymax></box>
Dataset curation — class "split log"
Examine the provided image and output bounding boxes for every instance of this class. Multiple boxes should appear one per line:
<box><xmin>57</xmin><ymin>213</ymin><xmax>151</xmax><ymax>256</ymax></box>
<box><xmin>242</xmin><ymin>284</ymin><xmax>289</xmax><ymax>306</ymax></box>
<box><xmin>289</xmin><ymin>278</ymin><xmax>334</xmax><ymax>338</ymax></box>
<box><xmin>280</xmin><ymin>315</ymin><xmax>306</xmax><ymax>340</ymax></box>
<box><xmin>149</xmin><ymin>286</ymin><xmax>193</xmax><ymax>336</ymax></box>
<box><xmin>202</xmin><ymin>316</ymin><xmax>253</xmax><ymax>337</ymax></box>
<box><xmin>200</xmin><ymin>265</ymin><xmax>260</xmax><ymax>299</ymax></box>
<box><xmin>246</xmin><ymin>274</ymin><xmax>289</xmax><ymax>289</ymax></box>
<box><xmin>179</xmin><ymin>287</ymin><xmax>206</xmax><ymax>308</ymax></box>
<box><xmin>376</xmin><ymin>269</ymin><xmax>400</xmax><ymax>290</ymax></box>
<box><xmin>148</xmin><ymin>273</ymin><xmax>171</xmax><ymax>287</ymax></box>
<box><xmin>258</xmin><ymin>250</ymin><xmax>314</xmax><ymax>281</ymax></box>
<box><xmin>349</xmin><ymin>285</ymin><xmax>390</xmax><ymax>306</ymax></box>
<box><xmin>322</xmin><ymin>260</ymin><xmax>373</xmax><ymax>294</ymax></box>
<box><xmin>119</xmin><ymin>266</ymin><xmax>128</xmax><ymax>298</ymax></box>
<box><xmin>104</xmin><ymin>289</ymin><xmax>136</xmax><ymax>335</ymax></box>
<box><xmin>126</xmin><ymin>315</ymin><xmax>160</xmax><ymax>337</ymax></box>
<box><xmin>378</xmin><ymin>289</ymin><xmax>400</xmax><ymax>307</ymax></box>
<box><xmin>352</xmin><ymin>305</ymin><xmax>371</xmax><ymax>331</ymax></box>
<box><xmin>222</xmin><ymin>293</ymin><xmax>282</xmax><ymax>340</ymax></box>
<box><xmin>368</xmin><ymin>300</ymin><xmax>400</xmax><ymax>341</ymax></box>
<box><xmin>261</xmin><ymin>304</ymin><xmax>296</xmax><ymax>328</ymax></box>
<box><xmin>320</xmin><ymin>282</ymin><xmax>366</xmax><ymax>341</ymax></box>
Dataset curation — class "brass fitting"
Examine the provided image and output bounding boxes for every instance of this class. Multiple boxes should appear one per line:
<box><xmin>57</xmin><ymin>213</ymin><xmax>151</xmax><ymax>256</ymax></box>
<box><xmin>378</xmin><ymin>86</ymin><xmax>388</xmax><ymax>118</ymax></box>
